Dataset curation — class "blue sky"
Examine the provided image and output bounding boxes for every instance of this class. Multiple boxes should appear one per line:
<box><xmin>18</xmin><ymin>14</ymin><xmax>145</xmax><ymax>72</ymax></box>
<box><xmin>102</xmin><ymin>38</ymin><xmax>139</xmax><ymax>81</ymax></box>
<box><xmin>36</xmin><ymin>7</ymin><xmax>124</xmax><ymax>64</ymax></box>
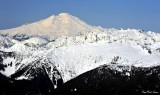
<box><xmin>0</xmin><ymin>0</ymin><xmax>160</xmax><ymax>32</ymax></box>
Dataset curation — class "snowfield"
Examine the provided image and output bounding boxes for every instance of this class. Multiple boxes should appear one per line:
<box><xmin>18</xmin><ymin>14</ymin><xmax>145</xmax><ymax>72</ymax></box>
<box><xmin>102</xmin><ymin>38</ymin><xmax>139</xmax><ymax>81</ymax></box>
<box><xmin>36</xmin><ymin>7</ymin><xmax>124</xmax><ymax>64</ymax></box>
<box><xmin>0</xmin><ymin>13</ymin><xmax>160</xmax><ymax>82</ymax></box>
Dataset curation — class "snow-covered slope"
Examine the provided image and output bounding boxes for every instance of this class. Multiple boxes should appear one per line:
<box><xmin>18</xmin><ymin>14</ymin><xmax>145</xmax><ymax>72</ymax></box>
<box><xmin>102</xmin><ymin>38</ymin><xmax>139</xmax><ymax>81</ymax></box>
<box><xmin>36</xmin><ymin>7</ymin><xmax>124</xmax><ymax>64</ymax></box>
<box><xmin>0</xmin><ymin>13</ymin><xmax>160</xmax><ymax>83</ymax></box>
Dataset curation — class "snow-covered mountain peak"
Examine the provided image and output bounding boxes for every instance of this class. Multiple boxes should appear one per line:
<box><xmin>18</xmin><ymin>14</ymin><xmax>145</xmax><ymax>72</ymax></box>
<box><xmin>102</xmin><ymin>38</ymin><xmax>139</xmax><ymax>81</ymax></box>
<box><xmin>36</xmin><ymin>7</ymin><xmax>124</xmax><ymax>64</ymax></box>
<box><xmin>0</xmin><ymin>13</ymin><xmax>97</xmax><ymax>40</ymax></box>
<box><xmin>58</xmin><ymin>13</ymin><xmax>72</xmax><ymax>17</ymax></box>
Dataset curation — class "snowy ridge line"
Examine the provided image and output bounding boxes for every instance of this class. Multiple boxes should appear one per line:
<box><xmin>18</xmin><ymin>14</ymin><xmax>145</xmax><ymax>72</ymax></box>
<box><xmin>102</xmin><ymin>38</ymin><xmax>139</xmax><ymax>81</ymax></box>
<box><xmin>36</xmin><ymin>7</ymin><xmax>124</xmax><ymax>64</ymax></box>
<box><xmin>1</xmin><ymin>28</ymin><xmax>160</xmax><ymax>81</ymax></box>
<box><xmin>0</xmin><ymin>13</ymin><xmax>160</xmax><ymax>82</ymax></box>
<box><xmin>1</xmin><ymin>28</ymin><xmax>160</xmax><ymax>50</ymax></box>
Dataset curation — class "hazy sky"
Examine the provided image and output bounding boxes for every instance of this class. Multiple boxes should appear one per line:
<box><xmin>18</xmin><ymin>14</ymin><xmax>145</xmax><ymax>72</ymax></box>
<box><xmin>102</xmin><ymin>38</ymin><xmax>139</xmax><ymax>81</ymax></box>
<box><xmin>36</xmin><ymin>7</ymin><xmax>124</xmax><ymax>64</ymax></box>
<box><xmin>0</xmin><ymin>0</ymin><xmax>160</xmax><ymax>32</ymax></box>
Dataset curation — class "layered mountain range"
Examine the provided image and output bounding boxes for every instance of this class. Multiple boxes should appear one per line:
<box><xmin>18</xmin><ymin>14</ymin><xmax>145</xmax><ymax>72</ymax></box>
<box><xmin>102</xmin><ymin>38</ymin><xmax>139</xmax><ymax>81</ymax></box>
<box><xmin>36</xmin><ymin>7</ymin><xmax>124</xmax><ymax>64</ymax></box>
<box><xmin>0</xmin><ymin>13</ymin><xmax>160</xmax><ymax>94</ymax></box>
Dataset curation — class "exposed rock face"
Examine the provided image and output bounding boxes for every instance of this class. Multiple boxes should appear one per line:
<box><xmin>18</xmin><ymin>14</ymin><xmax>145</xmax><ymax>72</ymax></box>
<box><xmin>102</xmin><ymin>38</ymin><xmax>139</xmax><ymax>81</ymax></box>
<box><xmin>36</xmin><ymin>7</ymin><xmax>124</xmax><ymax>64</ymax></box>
<box><xmin>0</xmin><ymin>51</ymin><xmax>63</xmax><ymax>95</ymax></box>
<box><xmin>11</xmin><ymin>59</ymin><xmax>63</xmax><ymax>88</ymax></box>
<box><xmin>0</xmin><ymin>51</ymin><xmax>15</xmax><ymax>72</ymax></box>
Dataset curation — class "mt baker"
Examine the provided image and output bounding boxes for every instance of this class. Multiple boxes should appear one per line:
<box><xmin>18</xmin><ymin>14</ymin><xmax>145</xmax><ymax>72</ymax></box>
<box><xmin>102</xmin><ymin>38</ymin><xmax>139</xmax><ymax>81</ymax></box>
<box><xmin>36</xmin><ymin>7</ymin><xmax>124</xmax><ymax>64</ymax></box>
<box><xmin>0</xmin><ymin>13</ymin><xmax>160</xmax><ymax>95</ymax></box>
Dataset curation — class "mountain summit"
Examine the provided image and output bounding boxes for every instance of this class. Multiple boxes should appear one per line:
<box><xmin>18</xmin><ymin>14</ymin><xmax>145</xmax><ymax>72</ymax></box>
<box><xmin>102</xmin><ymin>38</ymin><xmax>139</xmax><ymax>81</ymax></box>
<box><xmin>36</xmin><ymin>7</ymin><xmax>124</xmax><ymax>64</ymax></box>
<box><xmin>0</xmin><ymin>13</ymin><xmax>98</xmax><ymax>40</ymax></box>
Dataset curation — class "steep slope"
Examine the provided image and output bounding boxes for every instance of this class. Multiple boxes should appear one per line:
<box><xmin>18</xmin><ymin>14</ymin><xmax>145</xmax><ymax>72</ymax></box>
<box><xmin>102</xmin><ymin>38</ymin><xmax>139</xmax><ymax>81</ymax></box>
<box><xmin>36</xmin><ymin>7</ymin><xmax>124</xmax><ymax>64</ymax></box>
<box><xmin>0</xmin><ymin>13</ymin><xmax>100</xmax><ymax>40</ymax></box>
